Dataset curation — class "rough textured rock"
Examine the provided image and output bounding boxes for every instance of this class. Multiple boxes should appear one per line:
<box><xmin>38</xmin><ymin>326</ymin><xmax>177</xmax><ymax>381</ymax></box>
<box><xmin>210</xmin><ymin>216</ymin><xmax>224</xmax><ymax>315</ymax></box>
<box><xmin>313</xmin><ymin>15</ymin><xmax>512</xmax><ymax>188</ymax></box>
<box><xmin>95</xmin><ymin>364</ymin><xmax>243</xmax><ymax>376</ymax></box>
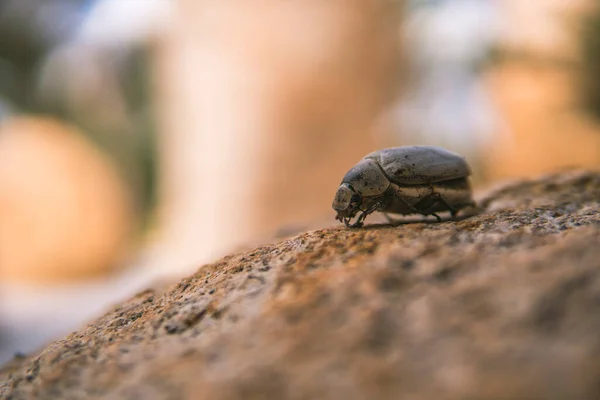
<box><xmin>2</xmin><ymin>170</ymin><xmax>600</xmax><ymax>400</ymax></box>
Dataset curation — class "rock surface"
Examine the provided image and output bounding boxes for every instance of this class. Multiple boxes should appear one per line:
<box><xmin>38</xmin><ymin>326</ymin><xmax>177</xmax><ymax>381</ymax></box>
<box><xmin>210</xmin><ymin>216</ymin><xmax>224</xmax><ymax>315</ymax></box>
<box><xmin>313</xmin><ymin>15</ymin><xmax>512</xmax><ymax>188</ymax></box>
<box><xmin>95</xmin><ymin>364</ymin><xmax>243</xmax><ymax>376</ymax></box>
<box><xmin>2</xmin><ymin>170</ymin><xmax>600</xmax><ymax>400</ymax></box>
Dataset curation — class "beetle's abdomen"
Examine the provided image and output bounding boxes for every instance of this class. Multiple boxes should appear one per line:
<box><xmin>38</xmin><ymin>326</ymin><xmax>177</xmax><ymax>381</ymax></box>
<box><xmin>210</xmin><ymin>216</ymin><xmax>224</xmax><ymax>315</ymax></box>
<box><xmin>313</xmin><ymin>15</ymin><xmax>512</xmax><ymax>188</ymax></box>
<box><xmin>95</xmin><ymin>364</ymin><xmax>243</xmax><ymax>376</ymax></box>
<box><xmin>382</xmin><ymin>177</ymin><xmax>473</xmax><ymax>215</ymax></box>
<box><xmin>341</xmin><ymin>159</ymin><xmax>390</xmax><ymax>196</ymax></box>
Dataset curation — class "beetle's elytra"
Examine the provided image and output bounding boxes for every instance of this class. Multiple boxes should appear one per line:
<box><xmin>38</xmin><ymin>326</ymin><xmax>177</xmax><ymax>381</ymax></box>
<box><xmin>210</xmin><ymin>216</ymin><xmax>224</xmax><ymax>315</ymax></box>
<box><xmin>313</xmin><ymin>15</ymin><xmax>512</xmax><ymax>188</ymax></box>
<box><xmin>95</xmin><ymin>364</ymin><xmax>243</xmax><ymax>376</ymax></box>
<box><xmin>332</xmin><ymin>145</ymin><xmax>476</xmax><ymax>228</ymax></box>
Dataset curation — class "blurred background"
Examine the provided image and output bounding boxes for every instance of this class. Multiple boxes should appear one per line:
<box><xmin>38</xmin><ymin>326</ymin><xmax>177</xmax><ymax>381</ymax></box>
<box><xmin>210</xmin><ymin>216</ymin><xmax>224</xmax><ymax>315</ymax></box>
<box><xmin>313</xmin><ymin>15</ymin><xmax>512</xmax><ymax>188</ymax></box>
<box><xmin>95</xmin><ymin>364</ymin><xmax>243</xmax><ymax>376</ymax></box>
<box><xmin>0</xmin><ymin>0</ymin><xmax>599</xmax><ymax>365</ymax></box>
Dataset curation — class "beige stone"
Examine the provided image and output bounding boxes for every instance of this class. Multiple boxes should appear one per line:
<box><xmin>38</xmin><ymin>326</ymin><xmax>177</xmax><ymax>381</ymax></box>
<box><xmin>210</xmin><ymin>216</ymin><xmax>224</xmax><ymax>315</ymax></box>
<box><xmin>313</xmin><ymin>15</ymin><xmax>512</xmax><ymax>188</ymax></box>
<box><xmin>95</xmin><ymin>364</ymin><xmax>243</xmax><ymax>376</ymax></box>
<box><xmin>483</xmin><ymin>0</ymin><xmax>600</xmax><ymax>180</ymax></box>
<box><xmin>0</xmin><ymin>117</ymin><xmax>134</xmax><ymax>283</ymax></box>
<box><xmin>483</xmin><ymin>63</ymin><xmax>600</xmax><ymax>180</ymax></box>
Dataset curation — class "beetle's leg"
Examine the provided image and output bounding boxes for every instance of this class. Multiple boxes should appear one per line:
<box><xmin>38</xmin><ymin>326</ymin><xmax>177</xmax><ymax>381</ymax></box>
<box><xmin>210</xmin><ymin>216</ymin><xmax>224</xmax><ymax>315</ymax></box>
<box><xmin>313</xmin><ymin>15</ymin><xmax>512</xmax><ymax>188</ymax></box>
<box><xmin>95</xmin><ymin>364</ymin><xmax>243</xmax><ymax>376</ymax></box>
<box><xmin>345</xmin><ymin>216</ymin><xmax>362</xmax><ymax>228</ymax></box>
<box><xmin>388</xmin><ymin>190</ymin><xmax>421</xmax><ymax>214</ymax></box>
<box><xmin>345</xmin><ymin>201</ymin><xmax>382</xmax><ymax>228</ymax></box>
<box><xmin>348</xmin><ymin>218</ymin><xmax>364</xmax><ymax>229</ymax></box>
<box><xmin>344</xmin><ymin>213</ymin><xmax>365</xmax><ymax>229</ymax></box>
<box><xmin>431</xmin><ymin>192</ymin><xmax>458</xmax><ymax>218</ymax></box>
<box><xmin>414</xmin><ymin>192</ymin><xmax>457</xmax><ymax>221</ymax></box>
<box><xmin>361</xmin><ymin>201</ymin><xmax>383</xmax><ymax>222</ymax></box>
<box><xmin>346</xmin><ymin>213</ymin><xmax>366</xmax><ymax>228</ymax></box>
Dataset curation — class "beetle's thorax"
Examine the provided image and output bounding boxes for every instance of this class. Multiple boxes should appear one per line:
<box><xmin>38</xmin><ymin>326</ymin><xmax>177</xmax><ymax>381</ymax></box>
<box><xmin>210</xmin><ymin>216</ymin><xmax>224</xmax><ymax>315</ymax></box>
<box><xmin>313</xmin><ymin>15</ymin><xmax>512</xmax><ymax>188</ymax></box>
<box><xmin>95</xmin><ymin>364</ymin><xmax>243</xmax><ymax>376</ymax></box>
<box><xmin>341</xmin><ymin>159</ymin><xmax>390</xmax><ymax>197</ymax></box>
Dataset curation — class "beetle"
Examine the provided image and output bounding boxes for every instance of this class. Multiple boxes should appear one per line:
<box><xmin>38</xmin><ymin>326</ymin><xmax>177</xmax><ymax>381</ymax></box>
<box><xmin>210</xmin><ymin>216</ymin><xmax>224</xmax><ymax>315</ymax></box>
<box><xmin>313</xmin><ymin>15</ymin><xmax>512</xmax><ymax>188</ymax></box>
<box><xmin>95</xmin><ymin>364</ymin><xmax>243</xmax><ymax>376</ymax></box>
<box><xmin>332</xmin><ymin>145</ymin><xmax>475</xmax><ymax>228</ymax></box>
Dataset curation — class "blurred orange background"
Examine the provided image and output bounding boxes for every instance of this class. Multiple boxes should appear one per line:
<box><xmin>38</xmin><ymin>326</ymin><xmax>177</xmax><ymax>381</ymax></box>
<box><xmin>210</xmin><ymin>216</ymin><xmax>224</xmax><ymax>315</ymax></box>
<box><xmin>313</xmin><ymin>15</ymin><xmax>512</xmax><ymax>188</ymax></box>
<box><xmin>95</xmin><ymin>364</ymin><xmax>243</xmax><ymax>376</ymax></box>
<box><xmin>0</xmin><ymin>0</ymin><xmax>599</xmax><ymax>364</ymax></box>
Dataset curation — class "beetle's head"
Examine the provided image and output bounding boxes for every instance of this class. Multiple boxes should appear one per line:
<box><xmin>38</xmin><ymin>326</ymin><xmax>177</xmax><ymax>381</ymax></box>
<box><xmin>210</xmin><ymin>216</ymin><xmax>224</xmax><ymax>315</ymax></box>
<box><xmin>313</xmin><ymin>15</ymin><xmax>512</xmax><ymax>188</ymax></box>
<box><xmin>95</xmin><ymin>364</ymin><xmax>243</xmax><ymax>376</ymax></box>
<box><xmin>333</xmin><ymin>183</ymin><xmax>362</xmax><ymax>222</ymax></box>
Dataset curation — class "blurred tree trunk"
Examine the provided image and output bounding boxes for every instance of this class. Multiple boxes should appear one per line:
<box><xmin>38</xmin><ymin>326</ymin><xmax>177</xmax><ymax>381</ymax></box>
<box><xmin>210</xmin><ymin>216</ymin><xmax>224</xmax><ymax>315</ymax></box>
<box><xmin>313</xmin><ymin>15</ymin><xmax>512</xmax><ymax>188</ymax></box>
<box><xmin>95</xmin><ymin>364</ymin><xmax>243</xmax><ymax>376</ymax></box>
<box><xmin>152</xmin><ymin>0</ymin><xmax>403</xmax><ymax>276</ymax></box>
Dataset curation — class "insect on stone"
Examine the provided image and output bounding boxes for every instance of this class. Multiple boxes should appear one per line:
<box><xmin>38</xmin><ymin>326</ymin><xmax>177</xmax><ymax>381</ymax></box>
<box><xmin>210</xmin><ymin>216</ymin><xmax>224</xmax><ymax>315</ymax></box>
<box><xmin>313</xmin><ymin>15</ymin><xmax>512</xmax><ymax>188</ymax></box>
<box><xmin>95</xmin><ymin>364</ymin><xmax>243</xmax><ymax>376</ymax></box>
<box><xmin>332</xmin><ymin>146</ymin><xmax>476</xmax><ymax>228</ymax></box>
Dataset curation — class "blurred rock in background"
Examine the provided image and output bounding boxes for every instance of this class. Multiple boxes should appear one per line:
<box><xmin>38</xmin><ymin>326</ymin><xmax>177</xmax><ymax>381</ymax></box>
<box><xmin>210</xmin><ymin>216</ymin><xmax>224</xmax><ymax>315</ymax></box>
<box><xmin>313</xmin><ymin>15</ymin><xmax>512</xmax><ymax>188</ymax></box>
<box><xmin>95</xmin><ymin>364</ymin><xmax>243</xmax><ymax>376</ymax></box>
<box><xmin>482</xmin><ymin>0</ymin><xmax>600</xmax><ymax>180</ymax></box>
<box><xmin>0</xmin><ymin>117</ymin><xmax>133</xmax><ymax>283</ymax></box>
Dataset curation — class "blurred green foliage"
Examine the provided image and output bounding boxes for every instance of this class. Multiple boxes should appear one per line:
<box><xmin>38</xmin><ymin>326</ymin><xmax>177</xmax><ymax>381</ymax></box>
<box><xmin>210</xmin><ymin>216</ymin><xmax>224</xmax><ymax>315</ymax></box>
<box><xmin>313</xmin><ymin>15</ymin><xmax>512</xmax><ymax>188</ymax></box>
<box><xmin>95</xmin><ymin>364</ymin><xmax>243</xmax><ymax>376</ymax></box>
<box><xmin>0</xmin><ymin>0</ymin><xmax>157</xmax><ymax>231</ymax></box>
<box><xmin>580</xmin><ymin>5</ymin><xmax>600</xmax><ymax>120</ymax></box>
